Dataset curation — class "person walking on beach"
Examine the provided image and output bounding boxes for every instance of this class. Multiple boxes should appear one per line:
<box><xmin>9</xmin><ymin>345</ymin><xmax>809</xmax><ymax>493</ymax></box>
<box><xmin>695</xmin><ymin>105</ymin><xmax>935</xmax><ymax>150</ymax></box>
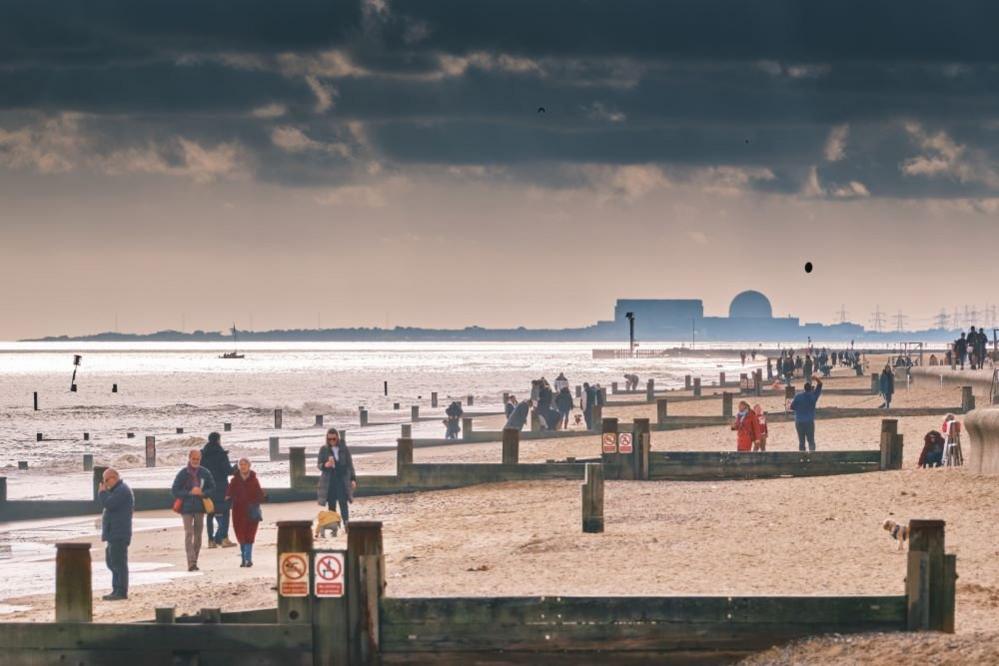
<box><xmin>730</xmin><ymin>400</ymin><xmax>761</xmax><ymax>452</ymax></box>
<box><xmin>555</xmin><ymin>386</ymin><xmax>574</xmax><ymax>429</ymax></box>
<box><xmin>581</xmin><ymin>382</ymin><xmax>595</xmax><ymax>430</ymax></box>
<box><xmin>98</xmin><ymin>467</ymin><xmax>133</xmax><ymax>601</ymax></box>
<box><xmin>317</xmin><ymin>428</ymin><xmax>357</xmax><ymax>530</ymax></box>
<box><xmin>955</xmin><ymin>332</ymin><xmax>968</xmax><ymax>370</ymax></box>
<box><xmin>171</xmin><ymin>449</ymin><xmax>216</xmax><ymax>572</ymax></box>
<box><xmin>803</xmin><ymin>355</ymin><xmax>813</xmax><ymax>380</ymax></box>
<box><xmin>504</xmin><ymin>398</ymin><xmax>531</xmax><ymax>431</ymax></box>
<box><xmin>752</xmin><ymin>404</ymin><xmax>768</xmax><ymax>451</ymax></box>
<box><xmin>201</xmin><ymin>432</ymin><xmax>235</xmax><ymax>549</ymax></box>
<box><xmin>879</xmin><ymin>364</ymin><xmax>896</xmax><ymax>409</ymax></box>
<box><xmin>789</xmin><ymin>376</ymin><xmax>823</xmax><ymax>451</ymax></box>
<box><xmin>505</xmin><ymin>395</ymin><xmax>517</xmax><ymax>419</ymax></box>
<box><xmin>444</xmin><ymin>401</ymin><xmax>463</xmax><ymax>439</ymax></box>
<box><xmin>554</xmin><ymin>372</ymin><xmax>569</xmax><ymax>393</ymax></box>
<box><xmin>226</xmin><ymin>457</ymin><xmax>265</xmax><ymax>567</ymax></box>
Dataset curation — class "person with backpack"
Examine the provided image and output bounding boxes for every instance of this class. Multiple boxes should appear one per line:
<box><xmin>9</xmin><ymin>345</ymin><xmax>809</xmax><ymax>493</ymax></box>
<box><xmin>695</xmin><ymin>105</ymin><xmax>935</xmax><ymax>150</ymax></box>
<box><xmin>201</xmin><ymin>432</ymin><xmax>236</xmax><ymax>549</ymax></box>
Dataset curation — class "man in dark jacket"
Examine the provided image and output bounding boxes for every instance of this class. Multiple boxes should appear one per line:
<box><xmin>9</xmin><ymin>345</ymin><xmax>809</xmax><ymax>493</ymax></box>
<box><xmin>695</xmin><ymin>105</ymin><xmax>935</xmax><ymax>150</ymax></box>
<box><xmin>201</xmin><ymin>432</ymin><xmax>235</xmax><ymax>549</ymax></box>
<box><xmin>171</xmin><ymin>450</ymin><xmax>216</xmax><ymax>572</ymax></box>
<box><xmin>98</xmin><ymin>468</ymin><xmax>133</xmax><ymax>601</ymax></box>
<box><xmin>955</xmin><ymin>333</ymin><xmax>968</xmax><ymax>370</ymax></box>
<box><xmin>317</xmin><ymin>428</ymin><xmax>357</xmax><ymax>527</ymax></box>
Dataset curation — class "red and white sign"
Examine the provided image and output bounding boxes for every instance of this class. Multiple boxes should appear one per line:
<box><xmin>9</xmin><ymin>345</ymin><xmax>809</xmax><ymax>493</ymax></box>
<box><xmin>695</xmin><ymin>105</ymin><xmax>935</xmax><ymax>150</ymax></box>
<box><xmin>314</xmin><ymin>552</ymin><xmax>345</xmax><ymax>598</ymax></box>
<box><xmin>602</xmin><ymin>432</ymin><xmax>618</xmax><ymax>453</ymax></box>
<box><xmin>278</xmin><ymin>552</ymin><xmax>309</xmax><ymax>597</ymax></box>
<box><xmin>618</xmin><ymin>432</ymin><xmax>633</xmax><ymax>454</ymax></box>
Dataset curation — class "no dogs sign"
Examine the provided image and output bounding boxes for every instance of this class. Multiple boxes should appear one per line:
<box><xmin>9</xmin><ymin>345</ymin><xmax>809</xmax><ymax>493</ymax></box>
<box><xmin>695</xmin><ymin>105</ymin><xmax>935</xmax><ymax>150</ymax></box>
<box><xmin>278</xmin><ymin>552</ymin><xmax>309</xmax><ymax>597</ymax></box>
<box><xmin>602</xmin><ymin>432</ymin><xmax>617</xmax><ymax>453</ymax></box>
<box><xmin>314</xmin><ymin>551</ymin><xmax>345</xmax><ymax>598</ymax></box>
<box><xmin>618</xmin><ymin>432</ymin><xmax>633</xmax><ymax>454</ymax></box>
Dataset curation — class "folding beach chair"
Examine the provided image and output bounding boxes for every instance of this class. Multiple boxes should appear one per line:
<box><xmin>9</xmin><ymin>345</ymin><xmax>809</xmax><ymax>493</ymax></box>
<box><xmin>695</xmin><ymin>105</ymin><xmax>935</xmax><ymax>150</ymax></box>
<box><xmin>943</xmin><ymin>423</ymin><xmax>963</xmax><ymax>467</ymax></box>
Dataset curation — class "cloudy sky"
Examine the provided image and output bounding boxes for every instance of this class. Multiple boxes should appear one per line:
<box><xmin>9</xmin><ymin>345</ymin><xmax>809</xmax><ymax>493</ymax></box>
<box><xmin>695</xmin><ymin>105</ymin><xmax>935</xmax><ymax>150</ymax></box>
<box><xmin>2</xmin><ymin>0</ymin><xmax>999</xmax><ymax>339</ymax></box>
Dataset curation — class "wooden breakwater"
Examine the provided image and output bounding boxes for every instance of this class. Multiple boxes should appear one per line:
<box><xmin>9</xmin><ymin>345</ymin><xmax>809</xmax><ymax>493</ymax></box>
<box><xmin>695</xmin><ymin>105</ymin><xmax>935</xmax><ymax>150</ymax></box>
<box><xmin>0</xmin><ymin>520</ymin><xmax>956</xmax><ymax>665</ymax></box>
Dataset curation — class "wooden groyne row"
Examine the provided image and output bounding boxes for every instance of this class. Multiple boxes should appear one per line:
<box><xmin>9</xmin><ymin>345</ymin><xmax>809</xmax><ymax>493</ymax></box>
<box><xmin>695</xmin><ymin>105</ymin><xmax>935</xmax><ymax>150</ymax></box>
<box><xmin>0</xmin><ymin>519</ymin><xmax>956</xmax><ymax>664</ymax></box>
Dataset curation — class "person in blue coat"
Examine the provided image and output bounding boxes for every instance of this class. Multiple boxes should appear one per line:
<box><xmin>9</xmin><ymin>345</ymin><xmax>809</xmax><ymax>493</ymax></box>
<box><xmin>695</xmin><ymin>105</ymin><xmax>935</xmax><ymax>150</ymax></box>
<box><xmin>98</xmin><ymin>468</ymin><xmax>133</xmax><ymax>600</ymax></box>
<box><xmin>789</xmin><ymin>376</ymin><xmax>823</xmax><ymax>451</ymax></box>
<box><xmin>171</xmin><ymin>450</ymin><xmax>216</xmax><ymax>572</ymax></box>
<box><xmin>879</xmin><ymin>365</ymin><xmax>896</xmax><ymax>409</ymax></box>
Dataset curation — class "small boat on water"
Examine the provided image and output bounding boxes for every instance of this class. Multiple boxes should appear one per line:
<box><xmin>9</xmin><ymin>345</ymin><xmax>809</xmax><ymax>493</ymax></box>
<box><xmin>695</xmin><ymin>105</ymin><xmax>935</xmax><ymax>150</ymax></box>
<box><xmin>220</xmin><ymin>324</ymin><xmax>245</xmax><ymax>359</ymax></box>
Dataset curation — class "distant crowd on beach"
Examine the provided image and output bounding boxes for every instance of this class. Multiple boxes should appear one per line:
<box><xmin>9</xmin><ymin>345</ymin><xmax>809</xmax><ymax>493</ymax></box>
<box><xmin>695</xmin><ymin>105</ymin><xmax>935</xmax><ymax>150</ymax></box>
<box><xmin>926</xmin><ymin>326</ymin><xmax>994</xmax><ymax>370</ymax></box>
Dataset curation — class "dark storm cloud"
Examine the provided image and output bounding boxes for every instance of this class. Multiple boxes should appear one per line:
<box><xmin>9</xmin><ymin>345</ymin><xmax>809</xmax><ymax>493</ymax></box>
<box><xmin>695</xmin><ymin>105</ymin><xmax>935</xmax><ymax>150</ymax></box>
<box><xmin>2</xmin><ymin>0</ymin><xmax>999</xmax><ymax>200</ymax></box>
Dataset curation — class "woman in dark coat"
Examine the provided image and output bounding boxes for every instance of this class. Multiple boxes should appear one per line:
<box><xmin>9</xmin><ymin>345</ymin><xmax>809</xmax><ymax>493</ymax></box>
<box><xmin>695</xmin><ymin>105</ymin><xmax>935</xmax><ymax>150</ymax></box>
<box><xmin>879</xmin><ymin>364</ymin><xmax>895</xmax><ymax>409</ymax></box>
<box><xmin>226</xmin><ymin>457</ymin><xmax>265</xmax><ymax>567</ymax></box>
<box><xmin>317</xmin><ymin>428</ymin><xmax>357</xmax><ymax>528</ymax></box>
<box><xmin>555</xmin><ymin>387</ymin><xmax>574</xmax><ymax>429</ymax></box>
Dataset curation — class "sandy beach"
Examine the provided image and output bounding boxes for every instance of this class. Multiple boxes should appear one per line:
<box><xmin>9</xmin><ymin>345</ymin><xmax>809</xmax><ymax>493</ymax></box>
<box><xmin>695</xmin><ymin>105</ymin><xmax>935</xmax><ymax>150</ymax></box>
<box><xmin>2</xmin><ymin>358</ymin><xmax>998</xmax><ymax>663</ymax></box>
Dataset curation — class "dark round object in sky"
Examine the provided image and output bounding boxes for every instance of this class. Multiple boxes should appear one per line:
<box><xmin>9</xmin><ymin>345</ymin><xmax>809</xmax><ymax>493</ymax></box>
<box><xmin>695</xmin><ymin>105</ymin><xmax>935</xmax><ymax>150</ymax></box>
<box><xmin>804</xmin><ymin>261</ymin><xmax>813</xmax><ymax>273</ymax></box>
<box><xmin>537</xmin><ymin>106</ymin><xmax>546</xmax><ymax>113</ymax></box>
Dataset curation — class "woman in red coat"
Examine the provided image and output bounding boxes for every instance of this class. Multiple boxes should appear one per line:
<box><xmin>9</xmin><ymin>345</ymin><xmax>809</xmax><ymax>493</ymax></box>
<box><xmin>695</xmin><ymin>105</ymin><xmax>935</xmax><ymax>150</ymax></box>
<box><xmin>225</xmin><ymin>458</ymin><xmax>265</xmax><ymax>567</ymax></box>
<box><xmin>731</xmin><ymin>400</ymin><xmax>761</xmax><ymax>452</ymax></box>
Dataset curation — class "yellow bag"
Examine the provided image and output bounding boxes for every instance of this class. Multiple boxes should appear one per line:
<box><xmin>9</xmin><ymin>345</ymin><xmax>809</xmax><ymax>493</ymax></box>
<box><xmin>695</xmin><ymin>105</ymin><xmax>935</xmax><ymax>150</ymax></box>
<box><xmin>203</xmin><ymin>497</ymin><xmax>215</xmax><ymax>514</ymax></box>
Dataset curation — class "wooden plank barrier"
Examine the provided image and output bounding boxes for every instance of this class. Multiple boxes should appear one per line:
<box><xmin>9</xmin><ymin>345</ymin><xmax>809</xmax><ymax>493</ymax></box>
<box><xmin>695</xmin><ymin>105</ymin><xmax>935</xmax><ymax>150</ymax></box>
<box><xmin>649</xmin><ymin>450</ymin><xmax>884</xmax><ymax>481</ymax></box>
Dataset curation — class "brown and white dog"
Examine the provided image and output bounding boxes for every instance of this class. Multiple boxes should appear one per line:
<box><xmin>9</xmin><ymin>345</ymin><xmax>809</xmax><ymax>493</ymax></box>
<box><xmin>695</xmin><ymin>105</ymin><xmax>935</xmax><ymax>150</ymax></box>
<box><xmin>882</xmin><ymin>519</ymin><xmax>909</xmax><ymax>551</ymax></box>
<box><xmin>314</xmin><ymin>510</ymin><xmax>343</xmax><ymax>538</ymax></box>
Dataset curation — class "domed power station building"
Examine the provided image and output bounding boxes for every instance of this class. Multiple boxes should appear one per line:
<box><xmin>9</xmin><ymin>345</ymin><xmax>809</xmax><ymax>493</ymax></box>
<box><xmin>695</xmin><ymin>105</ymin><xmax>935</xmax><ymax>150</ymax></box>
<box><xmin>604</xmin><ymin>291</ymin><xmax>863</xmax><ymax>341</ymax></box>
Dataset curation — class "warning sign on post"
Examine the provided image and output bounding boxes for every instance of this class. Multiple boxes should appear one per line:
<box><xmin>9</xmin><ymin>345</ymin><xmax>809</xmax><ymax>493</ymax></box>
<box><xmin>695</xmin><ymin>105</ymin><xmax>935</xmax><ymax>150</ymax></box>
<box><xmin>602</xmin><ymin>432</ymin><xmax>618</xmax><ymax>453</ymax></box>
<box><xmin>278</xmin><ymin>552</ymin><xmax>309</xmax><ymax>597</ymax></box>
<box><xmin>314</xmin><ymin>551</ymin><xmax>345</xmax><ymax>598</ymax></box>
<box><xmin>618</xmin><ymin>432</ymin><xmax>633</xmax><ymax>454</ymax></box>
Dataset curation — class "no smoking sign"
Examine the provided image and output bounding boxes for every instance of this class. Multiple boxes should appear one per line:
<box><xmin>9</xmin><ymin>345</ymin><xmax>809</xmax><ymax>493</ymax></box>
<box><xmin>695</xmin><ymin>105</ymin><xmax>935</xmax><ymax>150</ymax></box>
<box><xmin>314</xmin><ymin>551</ymin><xmax>346</xmax><ymax>598</ymax></box>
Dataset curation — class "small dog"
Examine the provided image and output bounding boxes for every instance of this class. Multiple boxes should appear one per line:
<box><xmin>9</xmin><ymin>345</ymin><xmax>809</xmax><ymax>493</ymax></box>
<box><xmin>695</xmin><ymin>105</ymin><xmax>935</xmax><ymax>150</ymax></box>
<box><xmin>314</xmin><ymin>510</ymin><xmax>343</xmax><ymax>538</ymax></box>
<box><xmin>574</xmin><ymin>414</ymin><xmax>583</xmax><ymax>425</ymax></box>
<box><xmin>882</xmin><ymin>519</ymin><xmax>909</xmax><ymax>551</ymax></box>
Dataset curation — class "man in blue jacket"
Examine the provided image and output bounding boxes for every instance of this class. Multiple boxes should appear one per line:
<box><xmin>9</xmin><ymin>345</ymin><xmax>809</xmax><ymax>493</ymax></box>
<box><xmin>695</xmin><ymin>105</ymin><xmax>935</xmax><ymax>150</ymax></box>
<box><xmin>98</xmin><ymin>467</ymin><xmax>133</xmax><ymax>601</ymax></box>
<box><xmin>789</xmin><ymin>376</ymin><xmax>823</xmax><ymax>451</ymax></box>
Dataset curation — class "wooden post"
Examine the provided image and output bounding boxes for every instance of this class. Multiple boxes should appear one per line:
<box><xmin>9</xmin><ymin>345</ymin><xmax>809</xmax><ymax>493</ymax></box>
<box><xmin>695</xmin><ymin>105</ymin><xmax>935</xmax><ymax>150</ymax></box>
<box><xmin>611</xmin><ymin>382</ymin><xmax>618</xmax><ymax>394</ymax></box>
<box><xmin>276</xmin><ymin>520</ymin><xmax>313</xmax><ymax>625</ymax></box>
<box><xmin>127</xmin><ymin>432</ymin><xmax>134</xmax><ymax>439</ymax></box>
<box><xmin>461</xmin><ymin>417</ymin><xmax>473</xmax><ymax>439</ymax></box>
<box><xmin>739</xmin><ymin>373</ymin><xmax>748</xmax><ymax>394</ymax></box>
<box><xmin>17</xmin><ymin>461</ymin><xmax>27</xmax><ymax>470</ymax></box>
<box><xmin>467</xmin><ymin>394</ymin><xmax>474</xmax><ymax>406</ymax></box>
<box><xmin>289</xmin><ymin>447</ymin><xmax>306</xmax><ymax>487</ymax></box>
<box><xmin>145</xmin><ymin>436</ymin><xmax>156</xmax><ymax>468</ymax></box>
<box><xmin>33</xmin><ymin>391</ymin><xmax>38</xmax><ymax>411</ymax></box>
<box><xmin>274</xmin><ymin>409</ymin><xmax>283</xmax><ymax>429</ymax></box>
<box><xmin>199</xmin><ymin>608</ymin><xmax>222</xmax><ymax>624</ymax></box>
<box><xmin>92</xmin><ymin>466</ymin><xmax>108</xmax><ymax>502</ymax></box>
<box><xmin>879</xmin><ymin>419</ymin><xmax>899</xmax><ymax>470</ymax></box>
<box><xmin>411</xmin><ymin>405</ymin><xmax>420</xmax><ymax>421</ymax></box>
<box><xmin>383</xmin><ymin>381</ymin><xmax>388</xmax><ymax>396</ymax></box>
<box><xmin>315</xmin><ymin>414</ymin><xmax>324</xmax><ymax>427</ymax></box>
<box><xmin>400</xmin><ymin>424</ymin><xmax>412</xmax><ymax>438</ymax></box>
<box><xmin>530</xmin><ymin>409</ymin><xmax>540</xmax><ymax>432</ymax></box>
<box><xmin>55</xmin><ymin>543</ymin><xmax>92</xmax><ymax>622</ymax></box>
<box><xmin>269</xmin><ymin>436</ymin><xmax>280</xmax><ymax>461</ymax></box>
<box><xmin>719</xmin><ymin>371</ymin><xmax>726</xmax><ymax>386</ymax></box>
<box><xmin>175</xmin><ymin>427</ymin><xmax>184</xmax><ymax>435</ymax></box>
<box><xmin>907</xmin><ymin>519</ymin><xmax>952</xmax><ymax>632</ymax></box>
<box><xmin>313</xmin><ymin>548</ymin><xmax>350</xmax><ymax>666</ymax></box>
<box><xmin>0</xmin><ymin>477</ymin><xmax>6</xmax><ymax>503</ymax></box>
<box><xmin>685</xmin><ymin>375</ymin><xmax>692</xmax><ymax>390</ymax></box>
<box><xmin>393</xmin><ymin>402</ymin><xmax>400</xmax><ymax>410</ymax></box>
<box><xmin>784</xmin><ymin>385</ymin><xmax>796</xmax><ymax>401</ymax></box>
<box><xmin>692</xmin><ymin>378</ymin><xmax>701</xmax><ymax>397</ymax></box>
<box><xmin>83</xmin><ymin>454</ymin><xmax>93</xmax><ymax>472</ymax></box>
<box><xmin>223</xmin><ymin>422</ymin><xmax>232</xmax><ymax>432</ymax></box>
<box><xmin>397</xmin><ymin>437</ymin><xmax>413</xmax><ymax>470</ymax></box>
<box><xmin>766</xmin><ymin>359</ymin><xmax>774</xmax><ymax>381</ymax></box>
<box><xmin>591</xmin><ymin>404</ymin><xmax>603</xmax><ymax>430</ymax></box>
<box><xmin>347</xmin><ymin>521</ymin><xmax>384</xmax><ymax>665</ymax></box>
<box><xmin>112</xmin><ymin>383</ymin><xmax>118</xmax><ymax>393</ymax></box>
<box><xmin>155</xmin><ymin>607</ymin><xmax>176</xmax><ymax>624</ymax></box>
<box><xmin>339</xmin><ymin>429</ymin><xmax>347</xmax><ymax>447</ymax></box>
<box><xmin>581</xmin><ymin>463</ymin><xmax>604</xmax><ymax>533</ymax></box>
<box><xmin>961</xmin><ymin>386</ymin><xmax>975</xmax><ymax>412</ymax></box>
<box><xmin>502</xmin><ymin>428</ymin><xmax>519</xmax><ymax>465</ymax></box>
<box><xmin>631</xmin><ymin>419</ymin><xmax>651</xmax><ymax>481</ymax></box>
<box><xmin>637</xmin><ymin>432</ymin><xmax>651</xmax><ymax>481</ymax></box>
<box><xmin>754</xmin><ymin>370</ymin><xmax>763</xmax><ymax>396</ymax></box>
<box><xmin>599</xmin><ymin>387</ymin><xmax>607</xmax><ymax>404</ymax></box>
<box><xmin>656</xmin><ymin>398</ymin><xmax>668</xmax><ymax>425</ymax></box>
<box><xmin>871</xmin><ymin>372</ymin><xmax>880</xmax><ymax>395</ymax></box>
<box><xmin>646</xmin><ymin>379</ymin><xmax>655</xmax><ymax>403</ymax></box>
<box><xmin>36</xmin><ymin>432</ymin><xmax>43</xmax><ymax>442</ymax></box>
<box><xmin>359</xmin><ymin>408</ymin><xmax>368</xmax><ymax>427</ymax></box>
<box><xmin>575</xmin><ymin>385</ymin><xmax>582</xmax><ymax>398</ymax></box>
<box><xmin>431</xmin><ymin>392</ymin><xmax>438</xmax><ymax>408</ymax></box>
<box><xmin>721</xmin><ymin>392</ymin><xmax>733</xmax><ymax>418</ymax></box>
<box><xmin>83</xmin><ymin>432</ymin><xmax>90</xmax><ymax>441</ymax></box>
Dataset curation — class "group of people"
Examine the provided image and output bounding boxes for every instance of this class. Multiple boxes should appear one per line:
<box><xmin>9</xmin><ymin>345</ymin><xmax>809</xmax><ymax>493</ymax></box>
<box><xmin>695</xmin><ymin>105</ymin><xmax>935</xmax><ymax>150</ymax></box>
<box><xmin>772</xmin><ymin>349</ymin><xmax>860</xmax><ymax>384</ymax></box>
<box><xmin>443</xmin><ymin>400</ymin><xmax>464</xmax><ymax>439</ymax></box>
<box><xmin>729</xmin><ymin>373</ymin><xmax>824</xmax><ymax>452</ymax></box>
<box><xmin>952</xmin><ymin>326</ymin><xmax>992</xmax><ymax>370</ymax></box>
<box><xmin>730</xmin><ymin>401</ymin><xmax>768</xmax><ymax>451</ymax></box>
<box><xmin>918</xmin><ymin>414</ymin><xmax>963</xmax><ymax>468</ymax></box>
<box><xmin>98</xmin><ymin>432</ymin><xmax>266</xmax><ymax>601</ymax></box>
<box><xmin>503</xmin><ymin>375</ymin><xmax>578</xmax><ymax>432</ymax></box>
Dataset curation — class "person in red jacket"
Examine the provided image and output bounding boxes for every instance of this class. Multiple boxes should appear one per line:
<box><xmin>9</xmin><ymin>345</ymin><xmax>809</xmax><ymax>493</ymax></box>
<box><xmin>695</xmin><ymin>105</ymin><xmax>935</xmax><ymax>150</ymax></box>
<box><xmin>731</xmin><ymin>400</ymin><xmax>761</xmax><ymax>452</ymax></box>
<box><xmin>226</xmin><ymin>457</ymin><xmax>265</xmax><ymax>567</ymax></box>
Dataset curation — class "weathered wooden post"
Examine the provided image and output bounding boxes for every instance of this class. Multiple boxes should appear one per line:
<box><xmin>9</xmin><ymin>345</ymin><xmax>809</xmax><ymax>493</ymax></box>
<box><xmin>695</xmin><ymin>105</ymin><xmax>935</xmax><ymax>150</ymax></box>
<box><xmin>393</xmin><ymin>402</ymin><xmax>400</xmax><ymax>410</ymax></box>
<box><xmin>339</xmin><ymin>429</ymin><xmax>347</xmax><ymax>446</ymax></box>
<box><xmin>269</xmin><ymin>436</ymin><xmax>280</xmax><ymax>461</ymax></box>
<box><xmin>223</xmin><ymin>422</ymin><xmax>232</xmax><ymax>432</ymax></box>
<box><xmin>591</xmin><ymin>404</ymin><xmax>603</xmax><ymax>429</ymax></box>
<box><xmin>397</xmin><ymin>437</ymin><xmax>413</xmax><ymax>471</ymax></box>
<box><xmin>906</xmin><ymin>520</ymin><xmax>955</xmax><ymax>633</ymax></box>
<box><xmin>630</xmin><ymin>418</ymin><xmax>650</xmax><ymax>481</ymax></box>
<box><xmin>36</xmin><ymin>432</ymin><xmax>43</xmax><ymax>442</ymax></box>
<box><xmin>154</xmin><ymin>607</ymin><xmax>176</xmax><ymax>624</ymax></box>
<box><xmin>766</xmin><ymin>359</ymin><xmax>773</xmax><ymax>381</ymax></box>
<box><xmin>411</xmin><ymin>405</ymin><xmax>420</xmax><ymax>421</ymax></box>
<box><xmin>599</xmin><ymin>387</ymin><xmax>608</xmax><ymax>404</ymax></box>
<box><xmin>359</xmin><ymin>408</ymin><xmax>369</xmax><ymax>427</ymax></box>
<box><xmin>461</xmin><ymin>417</ymin><xmax>473</xmax><ymax>439</ymax></box>
<box><xmin>656</xmin><ymin>398</ymin><xmax>668</xmax><ymax>425</ymax></box>
<box><xmin>685</xmin><ymin>375</ymin><xmax>692</xmax><ymax>390</ymax></box>
<box><xmin>83</xmin><ymin>432</ymin><xmax>90</xmax><ymax>441</ymax></box>
<box><xmin>199</xmin><ymin>608</ymin><xmax>222</xmax><ymax>624</ymax></box>
<box><xmin>276</xmin><ymin>521</ymin><xmax>313</xmax><ymax>625</ymax></box>
<box><xmin>55</xmin><ymin>543</ymin><xmax>92</xmax><ymax>622</ymax></box>
<box><xmin>722</xmin><ymin>392</ymin><xmax>733</xmax><ymax>418</ymax></box>
<box><xmin>0</xmin><ymin>477</ymin><xmax>6</xmax><ymax>503</ymax></box>
<box><xmin>581</xmin><ymin>463</ymin><xmax>604</xmax><ymax>533</ymax></box>
<box><xmin>502</xmin><ymin>428</ymin><xmax>519</xmax><ymax>465</ymax></box>
<box><xmin>92</xmin><ymin>465</ymin><xmax>108</xmax><ymax>502</ymax></box>
<box><xmin>313</xmin><ymin>546</ymin><xmax>350</xmax><ymax>666</ymax></box>
<box><xmin>383</xmin><ymin>381</ymin><xmax>388</xmax><ymax>396</ymax></box>
<box><xmin>83</xmin><ymin>454</ymin><xmax>93</xmax><ymax>472</ymax></box>
<box><xmin>754</xmin><ymin>369</ymin><xmax>763</xmax><ymax>396</ymax></box>
<box><xmin>646</xmin><ymin>379</ymin><xmax>655</xmax><ymax>403</ymax></box>
<box><xmin>611</xmin><ymin>382</ymin><xmax>619</xmax><ymax>394</ymax></box>
<box><xmin>347</xmin><ymin>521</ymin><xmax>384</xmax><ymax>665</ymax></box>
<box><xmin>126</xmin><ymin>432</ymin><xmax>134</xmax><ymax>439</ymax></box>
<box><xmin>400</xmin><ymin>424</ymin><xmax>412</xmax><ymax>439</ymax></box>
<box><xmin>467</xmin><ymin>394</ymin><xmax>474</xmax><ymax>406</ymax></box>
<box><xmin>274</xmin><ymin>409</ymin><xmax>283</xmax><ymax>429</ymax></box>
<box><xmin>145</xmin><ymin>436</ymin><xmax>156</xmax><ymax>468</ymax></box>
<box><xmin>719</xmin><ymin>371</ymin><xmax>726</xmax><ymax>386</ymax></box>
<box><xmin>961</xmin><ymin>386</ymin><xmax>975</xmax><ymax>412</ymax></box>
<box><xmin>431</xmin><ymin>392</ymin><xmax>438</xmax><ymax>408</ymax></box>
<box><xmin>879</xmin><ymin>419</ymin><xmax>899</xmax><ymax>470</ymax></box>
<box><xmin>784</xmin><ymin>385</ymin><xmax>796</xmax><ymax>402</ymax></box>
<box><xmin>33</xmin><ymin>391</ymin><xmax>39</xmax><ymax>411</ymax></box>
<box><xmin>315</xmin><ymin>414</ymin><xmax>324</xmax><ymax>427</ymax></box>
<box><xmin>289</xmin><ymin>447</ymin><xmax>306</xmax><ymax>488</ymax></box>
<box><xmin>692</xmin><ymin>378</ymin><xmax>701</xmax><ymax>397</ymax></box>
<box><xmin>175</xmin><ymin>427</ymin><xmax>184</xmax><ymax>435</ymax></box>
<box><xmin>871</xmin><ymin>372</ymin><xmax>880</xmax><ymax>395</ymax></box>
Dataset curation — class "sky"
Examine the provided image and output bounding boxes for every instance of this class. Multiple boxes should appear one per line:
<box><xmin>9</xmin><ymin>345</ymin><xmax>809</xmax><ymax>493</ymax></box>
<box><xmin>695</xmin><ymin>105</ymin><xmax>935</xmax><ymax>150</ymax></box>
<box><xmin>2</xmin><ymin>0</ymin><xmax>999</xmax><ymax>339</ymax></box>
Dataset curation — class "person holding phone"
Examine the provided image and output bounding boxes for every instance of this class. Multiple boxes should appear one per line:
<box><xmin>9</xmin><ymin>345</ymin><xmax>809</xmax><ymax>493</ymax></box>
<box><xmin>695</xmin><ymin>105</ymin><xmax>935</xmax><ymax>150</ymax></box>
<box><xmin>316</xmin><ymin>428</ymin><xmax>357</xmax><ymax>530</ymax></box>
<box><xmin>171</xmin><ymin>449</ymin><xmax>216</xmax><ymax>572</ymax></box>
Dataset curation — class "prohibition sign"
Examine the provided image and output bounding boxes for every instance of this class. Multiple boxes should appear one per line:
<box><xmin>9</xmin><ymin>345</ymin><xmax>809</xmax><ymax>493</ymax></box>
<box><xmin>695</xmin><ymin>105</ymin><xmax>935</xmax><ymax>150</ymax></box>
<box><xmin>602</xmin><ymin>432</ymin><xmax>617</xmax><ymax>453</ymax></box>
<box><xmin>279</xmin><ymin>552</ymin><xmax>309</xmax><ymax>597</ymax></box>
<box><xmin>618</xmin><ymin>432</ymin><xmax>633</xmax><ymax>454</ymax></box>
<box><xmin>315</xmin><ymin>552</ymin><xmax>345</xmax><ymax>597</ymax></box>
